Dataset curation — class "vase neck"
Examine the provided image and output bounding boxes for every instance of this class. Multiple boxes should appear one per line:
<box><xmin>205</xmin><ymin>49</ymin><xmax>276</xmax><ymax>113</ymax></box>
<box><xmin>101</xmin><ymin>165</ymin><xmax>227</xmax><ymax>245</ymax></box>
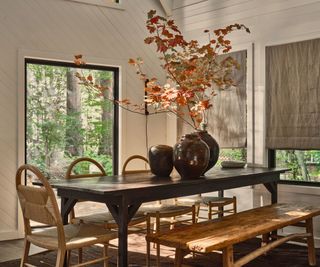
<box><xmin>199</xmin><ymin>122</ymin><xmax>207</xmax><ymax>131</ymax></box>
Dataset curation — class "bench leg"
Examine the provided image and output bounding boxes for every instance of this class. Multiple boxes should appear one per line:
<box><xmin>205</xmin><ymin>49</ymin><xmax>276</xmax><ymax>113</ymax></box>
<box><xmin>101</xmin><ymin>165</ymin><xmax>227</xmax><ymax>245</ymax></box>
<box><xmin>223</xmin><ymin>245</ymin><xmax>234</xmax><ymax>267</ymax></box>
<box><xmin>306</xmin><ymin>218</ymin><xmax>316</xmax><ymax>266</ymax></box>
<box><xmin>174</xmin><ymin>249</ymin><xmax>187</xmax><ymax>267</ymax></box>
<box><xmin>262</xmin><ymin>232</ymin><xmax>271</xmax><ymax>246</ymax></box>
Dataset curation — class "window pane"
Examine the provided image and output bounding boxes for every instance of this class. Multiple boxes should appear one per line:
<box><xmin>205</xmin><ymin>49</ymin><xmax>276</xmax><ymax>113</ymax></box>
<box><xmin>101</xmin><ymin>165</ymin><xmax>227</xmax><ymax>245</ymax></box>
<box><xmin>276</xmin><ymin>150</ymin><xmax>320</xmax><ymax>182</ymax></box>
<box><xmin>26</xmin><ymin>62</ymin><xmax>117</xmax><ymax>178</ymax></box>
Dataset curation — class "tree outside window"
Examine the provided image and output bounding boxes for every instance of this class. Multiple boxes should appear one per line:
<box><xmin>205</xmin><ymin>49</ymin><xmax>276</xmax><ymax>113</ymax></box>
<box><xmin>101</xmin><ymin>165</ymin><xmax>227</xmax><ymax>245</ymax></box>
<box><xmin>25</xmin><ymin>60</ymin><xmax>118</xmax><ymax>178</ymax></box>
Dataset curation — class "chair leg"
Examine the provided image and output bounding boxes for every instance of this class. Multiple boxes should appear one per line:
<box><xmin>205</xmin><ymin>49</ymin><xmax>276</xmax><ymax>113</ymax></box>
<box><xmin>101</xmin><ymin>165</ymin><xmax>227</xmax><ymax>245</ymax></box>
<box><xmin>103</xmin><ymin>243</ymin><xmax>109</xmax><ymax>267</ymax></box>
<box><xmin>208</xmin><ymin>204</ymin><xmax>212</xmax><ymax>220</ymax></box>
<box><xmin>156</xmin><ymin>243</ymin><xmax>161</xmax><ymax>267</ymax></box>
<box><xmin>20</xmin><ymin>238</ymin><xmax>30</xmax><ymax>267</ymax></box>
<box><xmin>195</xmin><ymin>204</ymin><xmax>200</xmax><ymax>222</ymax></box>
<box><xmin>56</xmin><ymin>249</ymin><xmax>66</xmax><ymax>267</ymax></box>
<box><xmin>66</xmin><ymin>250</ymin><xmax>71</xmax><ymax>266</ymax></box>
<box><xmin>233</xmin><ymin>196</ymin><xmax>237</xmax><ymax>213</ymax></box>
<box><xmin>78</xmin><ymin>248</ymin><xmax>83</xmax><ymax>264</ymax></box>
<box><xmin>146</xmin><ymin>240</ymin><xmax>151</xmax><ymax>267</ymax></box>
<box><xmin>156</xmin><ymin>214</ymin><xmax>161</xmax><ymax>267</ymax></box>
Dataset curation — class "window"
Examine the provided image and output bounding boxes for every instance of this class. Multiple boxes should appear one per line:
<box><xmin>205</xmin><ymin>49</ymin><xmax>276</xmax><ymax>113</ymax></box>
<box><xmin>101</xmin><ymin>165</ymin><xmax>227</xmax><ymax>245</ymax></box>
<box><xmin>266</xmin><ymin>38</ymin><xmax>320</xmax><ymax>184</ymax></box>
<box><xmin>67</xmin><ymin>0</ymin><xmax>125</xmax><ymax>9</ymax></box>
<box><xmin>25</xmin><ymin>59</ymin><xmax>119</xmax><ymax>177</ymax></box>
<box><xmin>274</xmin><ymin>150</ymin><xmax>320</xmax><ymax>183</ymax></box>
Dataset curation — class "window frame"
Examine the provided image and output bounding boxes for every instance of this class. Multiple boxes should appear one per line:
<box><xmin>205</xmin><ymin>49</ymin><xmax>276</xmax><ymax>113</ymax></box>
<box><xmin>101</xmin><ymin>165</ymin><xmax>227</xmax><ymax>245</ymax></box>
<box><xmin>268</xmin><ymin>149</ymin><xmax>320</xmax><ymax>187</ymax></box>
<box><xmin>67</xmin><ymin>0</ymin><xmax>125</xmax><ymax>10</ymax></box>
<box><xmin>24</xmin><ymin>58</ymin><xmax>119</xmax><ymax>176</ymax></box>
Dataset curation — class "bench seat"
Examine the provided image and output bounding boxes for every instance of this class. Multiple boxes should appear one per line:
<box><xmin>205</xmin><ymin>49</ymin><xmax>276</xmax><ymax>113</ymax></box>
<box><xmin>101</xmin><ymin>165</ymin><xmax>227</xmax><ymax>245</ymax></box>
<box><xmin>146</xmin><ymin>203</ymin><xmax>320</xmax><ymax>267</ymax></box>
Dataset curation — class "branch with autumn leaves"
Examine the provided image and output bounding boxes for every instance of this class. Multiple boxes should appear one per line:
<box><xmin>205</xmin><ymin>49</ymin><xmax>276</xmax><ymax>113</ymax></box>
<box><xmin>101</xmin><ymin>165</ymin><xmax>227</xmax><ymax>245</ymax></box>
<box><xmin>74</xmin><ymin>10</ymin><xmax>250</xmax><ymax>130</ymax></box>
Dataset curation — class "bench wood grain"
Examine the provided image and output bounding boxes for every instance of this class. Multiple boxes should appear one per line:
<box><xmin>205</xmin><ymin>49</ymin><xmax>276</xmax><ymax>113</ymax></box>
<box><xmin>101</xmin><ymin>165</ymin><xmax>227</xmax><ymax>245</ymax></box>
<box><xmin>146</xmin><ymin>203</ymin><xmax>320</xmax><ymax>267</ymax></box>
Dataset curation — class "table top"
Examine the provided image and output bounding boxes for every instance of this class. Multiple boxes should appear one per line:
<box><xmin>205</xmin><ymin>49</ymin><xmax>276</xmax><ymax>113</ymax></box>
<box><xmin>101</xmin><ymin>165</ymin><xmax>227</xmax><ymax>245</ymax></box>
<box><xmin>52</xmin><ymin>167</ymin><xmax>288</xmax><ymax>199</ymax></box>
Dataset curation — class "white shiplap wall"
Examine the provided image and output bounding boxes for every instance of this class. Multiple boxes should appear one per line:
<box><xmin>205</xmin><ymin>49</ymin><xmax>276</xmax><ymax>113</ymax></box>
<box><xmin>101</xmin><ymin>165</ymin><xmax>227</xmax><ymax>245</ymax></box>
<box><xmin>0</xmin><ymin>0</ymin><xmax>167</xmax><ymax>240</ymax></box>
<box><xmin>172</xmin><ymin>0</ymin><xmax>320</xmax><ymax>245</ymax></box>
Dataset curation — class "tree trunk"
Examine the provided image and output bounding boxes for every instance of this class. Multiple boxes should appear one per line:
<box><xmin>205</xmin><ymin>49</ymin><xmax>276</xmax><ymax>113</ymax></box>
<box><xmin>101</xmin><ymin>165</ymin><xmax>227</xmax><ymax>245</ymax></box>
<box><xmin>295</xmin><ymin>150</ymin><xmax>310</xmax><ymax>181</ymax></box>
<box><xmin>98</xmin><ymin>77</ymin><xmax>113</xmax><ymax>155</ymax></box>
<box><xmin>65</xmin><ymin>68</ymin><xmax>83</xmax><ymax>156</ymax></box>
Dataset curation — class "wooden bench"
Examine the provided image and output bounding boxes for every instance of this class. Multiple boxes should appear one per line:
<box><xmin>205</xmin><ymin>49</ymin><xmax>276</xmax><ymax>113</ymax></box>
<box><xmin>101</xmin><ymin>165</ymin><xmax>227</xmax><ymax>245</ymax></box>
<box><xmin>146</xmin><ymin>203</ymin><xmax>320</xmax><ymax>267</ymax></box>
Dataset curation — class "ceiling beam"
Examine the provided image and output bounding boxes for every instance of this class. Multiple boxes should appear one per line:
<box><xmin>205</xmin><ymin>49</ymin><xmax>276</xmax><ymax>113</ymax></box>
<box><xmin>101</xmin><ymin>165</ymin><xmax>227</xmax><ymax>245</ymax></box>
<box><xmin>159</xmin><ymin>0</ymin><xmax>173</xmax><ymax>17</ymax></box>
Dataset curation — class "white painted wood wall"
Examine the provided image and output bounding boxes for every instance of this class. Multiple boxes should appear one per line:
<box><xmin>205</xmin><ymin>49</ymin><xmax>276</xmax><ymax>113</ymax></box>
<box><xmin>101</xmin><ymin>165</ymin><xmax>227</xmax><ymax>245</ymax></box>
<box><xmin>0</xmin><ymin>0</ymin><xmax>168</xmax><ymax>241</ymax></box>
<box><xmin>172</xmin><ymin>0</ymin><xmax>320</xmax><ymax>245</ymax></box>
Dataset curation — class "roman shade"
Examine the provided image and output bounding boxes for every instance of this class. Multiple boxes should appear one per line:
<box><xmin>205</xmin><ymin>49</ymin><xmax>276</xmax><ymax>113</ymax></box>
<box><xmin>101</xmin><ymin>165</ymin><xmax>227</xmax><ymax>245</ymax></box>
<box><xmin>266</xmin><ymin>38</ymin><xmax>320</xmax><ymax>149</ymax></box>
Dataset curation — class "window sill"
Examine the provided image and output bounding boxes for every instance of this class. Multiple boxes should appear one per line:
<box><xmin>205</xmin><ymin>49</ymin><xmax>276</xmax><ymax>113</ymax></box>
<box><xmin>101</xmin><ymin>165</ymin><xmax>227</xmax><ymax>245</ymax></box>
<box><xmin>67</xmin><ymin>0</ymin><xmax>125</xmax><ymax>10</ymax></box>
<box><xmin>278</xmin><ymin>183</ymin><xmax>320</xmax><ymax>195</ymax></box>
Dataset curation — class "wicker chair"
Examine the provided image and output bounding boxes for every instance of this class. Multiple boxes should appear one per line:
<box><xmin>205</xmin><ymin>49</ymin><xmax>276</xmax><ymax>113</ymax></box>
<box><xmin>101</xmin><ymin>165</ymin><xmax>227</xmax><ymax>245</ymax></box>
<box><xmin>122</xmin><ymin>155</ymin><xmax>196</xmax><ymax>267</ymax></box>
<box><xmin>65</xmin><ymin>157</ymin><xmax>147</xmax><ymax>229</ymax></box>
<box><xmin>175</xmin><ymin>193</ymin><xmax>237</xmax><ymax>220</ymax></box>
<box><xmin>16</xmin><ymin>164</ymin><xmax>117</xmax><ymax>267</ymax></box>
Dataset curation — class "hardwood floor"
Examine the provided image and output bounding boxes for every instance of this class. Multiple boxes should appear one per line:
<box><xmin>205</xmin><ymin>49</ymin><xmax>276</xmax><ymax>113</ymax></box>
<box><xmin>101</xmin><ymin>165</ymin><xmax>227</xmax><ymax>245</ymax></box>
<box><xmin>0</xmin><ymin>239</ymin><xmax>46</xmax><ymax>263</ymax></box>
<box><xmin>0</xmin><ymin>201</ymin><xmax>107</xmax><ymax>263</ymax></box>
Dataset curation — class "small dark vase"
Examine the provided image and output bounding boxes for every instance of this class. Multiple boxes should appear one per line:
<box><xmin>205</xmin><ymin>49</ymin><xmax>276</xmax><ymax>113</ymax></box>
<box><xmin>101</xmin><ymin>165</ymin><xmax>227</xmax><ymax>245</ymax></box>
<box><xmin>196</xmin><ymin>130</ymin><xmax>220</xmax><ymax>174</ymax></box>
<box><xmin>148</xmin><ymin>145</ymin><xmax>173</xmax><ymax>177</ymax></box>
<box><xmin>173</xmin><ymin>133</ymin><xmax>210</xmax><ymax>179</ymax></box>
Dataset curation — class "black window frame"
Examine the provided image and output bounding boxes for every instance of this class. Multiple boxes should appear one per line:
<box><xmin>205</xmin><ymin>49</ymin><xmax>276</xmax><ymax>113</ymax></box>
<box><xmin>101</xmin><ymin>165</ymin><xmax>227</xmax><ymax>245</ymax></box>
<box><xmin>268</xmin><ymin>149</ymin><xmax>320</xmax><ymax>187</ymax></box>
<box><xmin>24</xmin><ymin>58</ymin><xmax>119</xmax><ymax>176</ymax></box>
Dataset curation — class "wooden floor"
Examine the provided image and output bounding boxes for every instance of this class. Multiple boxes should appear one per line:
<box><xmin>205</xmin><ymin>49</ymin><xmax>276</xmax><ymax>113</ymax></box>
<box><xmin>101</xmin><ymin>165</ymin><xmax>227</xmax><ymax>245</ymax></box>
<box><xmin>0</xmin><ymin>200</ymin><xmax>108</xmax><ymax>263</ymax></box>
<box><xmin>0</xmin><ymin>195</ymin><xmax>222</xmax><ymax>264</ymax></box>
<box><xmin>0</xmin><ymin>239</ymin><xmax>46</xmax><ymax>263</ymax></box>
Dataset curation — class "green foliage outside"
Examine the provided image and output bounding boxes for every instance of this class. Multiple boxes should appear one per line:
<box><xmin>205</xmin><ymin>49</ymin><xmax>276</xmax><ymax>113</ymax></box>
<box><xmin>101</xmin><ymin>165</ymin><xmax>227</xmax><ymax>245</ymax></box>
<box><xmin>26</xmin><ymin>64</ymin><xmax>115</xmax><ymax>178</ymax></box>
<box><xmin>276</xmin><ymin>150</ymin><xmax>320</xmax><ymax>182</ymax></box>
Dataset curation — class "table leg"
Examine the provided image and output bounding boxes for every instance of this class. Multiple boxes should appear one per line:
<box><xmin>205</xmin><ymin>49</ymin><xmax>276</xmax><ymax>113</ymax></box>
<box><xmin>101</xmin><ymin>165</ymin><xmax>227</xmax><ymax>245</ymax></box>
<box><xmin>106</xmin><ymin>200</ymin><xmax>142</xmax><ymax>267</ymax></box>
<box><xmin>60</xmin><ymin>197</ymin><xmax>77</xmax><ymax>224</ymax></box>
<box><xmin>263</xmin><ymin>181</ymin><xmax>278</xmax><ymax>204</ymax></box>
<box><xmin>263</xmin><ymin>181</ymin><xmax>278</xmax><ymax>240</ymax></box>
<box><xmin>60</xmin><ymin>197</ymin><xmax>77</xmax><ymax>267</ymax></box>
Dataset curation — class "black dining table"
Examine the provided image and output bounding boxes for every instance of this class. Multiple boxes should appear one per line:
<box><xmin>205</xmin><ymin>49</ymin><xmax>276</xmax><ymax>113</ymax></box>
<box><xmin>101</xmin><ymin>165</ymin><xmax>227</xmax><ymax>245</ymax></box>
<box><xmin>52</xmin><ymin>166</ymin><xmax>288</xmax><ymax>267</ymax></box>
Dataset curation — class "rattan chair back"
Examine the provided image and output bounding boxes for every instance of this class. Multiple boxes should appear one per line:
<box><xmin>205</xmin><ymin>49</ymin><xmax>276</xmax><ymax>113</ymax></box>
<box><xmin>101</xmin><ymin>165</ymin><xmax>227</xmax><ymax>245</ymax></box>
<box><xmin>66</xmin><ymin>157</ymin><xmax>106</xmax><ymax>179</ymax></box>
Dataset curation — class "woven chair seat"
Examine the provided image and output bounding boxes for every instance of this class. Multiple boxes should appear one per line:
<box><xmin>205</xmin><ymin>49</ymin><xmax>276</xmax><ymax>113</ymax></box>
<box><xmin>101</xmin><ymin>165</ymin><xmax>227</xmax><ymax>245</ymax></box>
<box><xmin>175</xmin><ymin>195</ymin><xmax>203</xmax><ymax>205</ymax></box>
<box><xmin>27</xmin><ymin>223</ymin><xmax>117</xmax><ymax>251</ymax></box>
<box><xmin>71</xmin><ymin>211</ymin><xmax>147</xmax><ymax>228</ymax></box>
<box><xmin>201</xmin><ymin>196</ymin><xmax>236</xmax><ymax>205</ymax></box>
<box><xmin>140</xmin><ymin>203</ymin><xmax>193</xmax><ymax>216</ymax></box>
<box><xmin>176</xmin><ymin>195</ymin><xmax>235</xmax><ymax>206</ymax></box>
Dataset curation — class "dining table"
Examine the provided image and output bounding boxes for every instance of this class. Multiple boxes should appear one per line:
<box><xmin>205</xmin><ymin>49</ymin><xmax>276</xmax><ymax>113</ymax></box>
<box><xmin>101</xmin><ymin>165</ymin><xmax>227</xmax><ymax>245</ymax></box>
<box><xmin>52</xmin><ymin>166</ymin><xmax>288</xmax><ymax>267</ymax></box>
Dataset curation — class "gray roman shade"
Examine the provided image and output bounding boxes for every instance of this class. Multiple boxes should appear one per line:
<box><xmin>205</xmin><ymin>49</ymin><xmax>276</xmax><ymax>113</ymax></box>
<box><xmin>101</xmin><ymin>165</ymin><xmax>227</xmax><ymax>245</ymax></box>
<box><xmin>177</xmin><ymin>50</ymin><xmax>247</xmax><ymax>148</ymax></box>
<box><xmin>266</xmin><ymin>38</ymin><xmax>320</xmax><ymax>149</ymax></box>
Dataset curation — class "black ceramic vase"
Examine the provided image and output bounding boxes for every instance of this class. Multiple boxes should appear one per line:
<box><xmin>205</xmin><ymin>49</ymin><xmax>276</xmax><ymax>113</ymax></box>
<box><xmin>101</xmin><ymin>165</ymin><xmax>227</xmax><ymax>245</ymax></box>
<box><xmin>196</xmin><ymin>130</ymin><xmax>220</xmax><ymax>174</ymax></box>
<box><xmin>173</xmin><ymin>133</ymin><xmax>210</xmax><ymax>179</ymax></box>
<box><xmin>148</xmin><ymin>145</ymin><xmax>173</xmax><ymax>177</ymax></box>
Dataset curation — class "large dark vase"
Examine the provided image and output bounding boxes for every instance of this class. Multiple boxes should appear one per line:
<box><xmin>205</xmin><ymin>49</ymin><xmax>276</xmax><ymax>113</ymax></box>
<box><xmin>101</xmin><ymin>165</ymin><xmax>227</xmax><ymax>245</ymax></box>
<box><xmin>196</xmin><ymin>130</ymin><xmax>220</xmax><ymax>174</ymax></box>
<box><xmin>148</xmin><ymin>145</ymin><xmax>173</xmax><ymax>177</ymax></box>
<box><xmin>173</xmin><ymin>133</ymin><xmax>210</xmax><ymax>179</ymax></box>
